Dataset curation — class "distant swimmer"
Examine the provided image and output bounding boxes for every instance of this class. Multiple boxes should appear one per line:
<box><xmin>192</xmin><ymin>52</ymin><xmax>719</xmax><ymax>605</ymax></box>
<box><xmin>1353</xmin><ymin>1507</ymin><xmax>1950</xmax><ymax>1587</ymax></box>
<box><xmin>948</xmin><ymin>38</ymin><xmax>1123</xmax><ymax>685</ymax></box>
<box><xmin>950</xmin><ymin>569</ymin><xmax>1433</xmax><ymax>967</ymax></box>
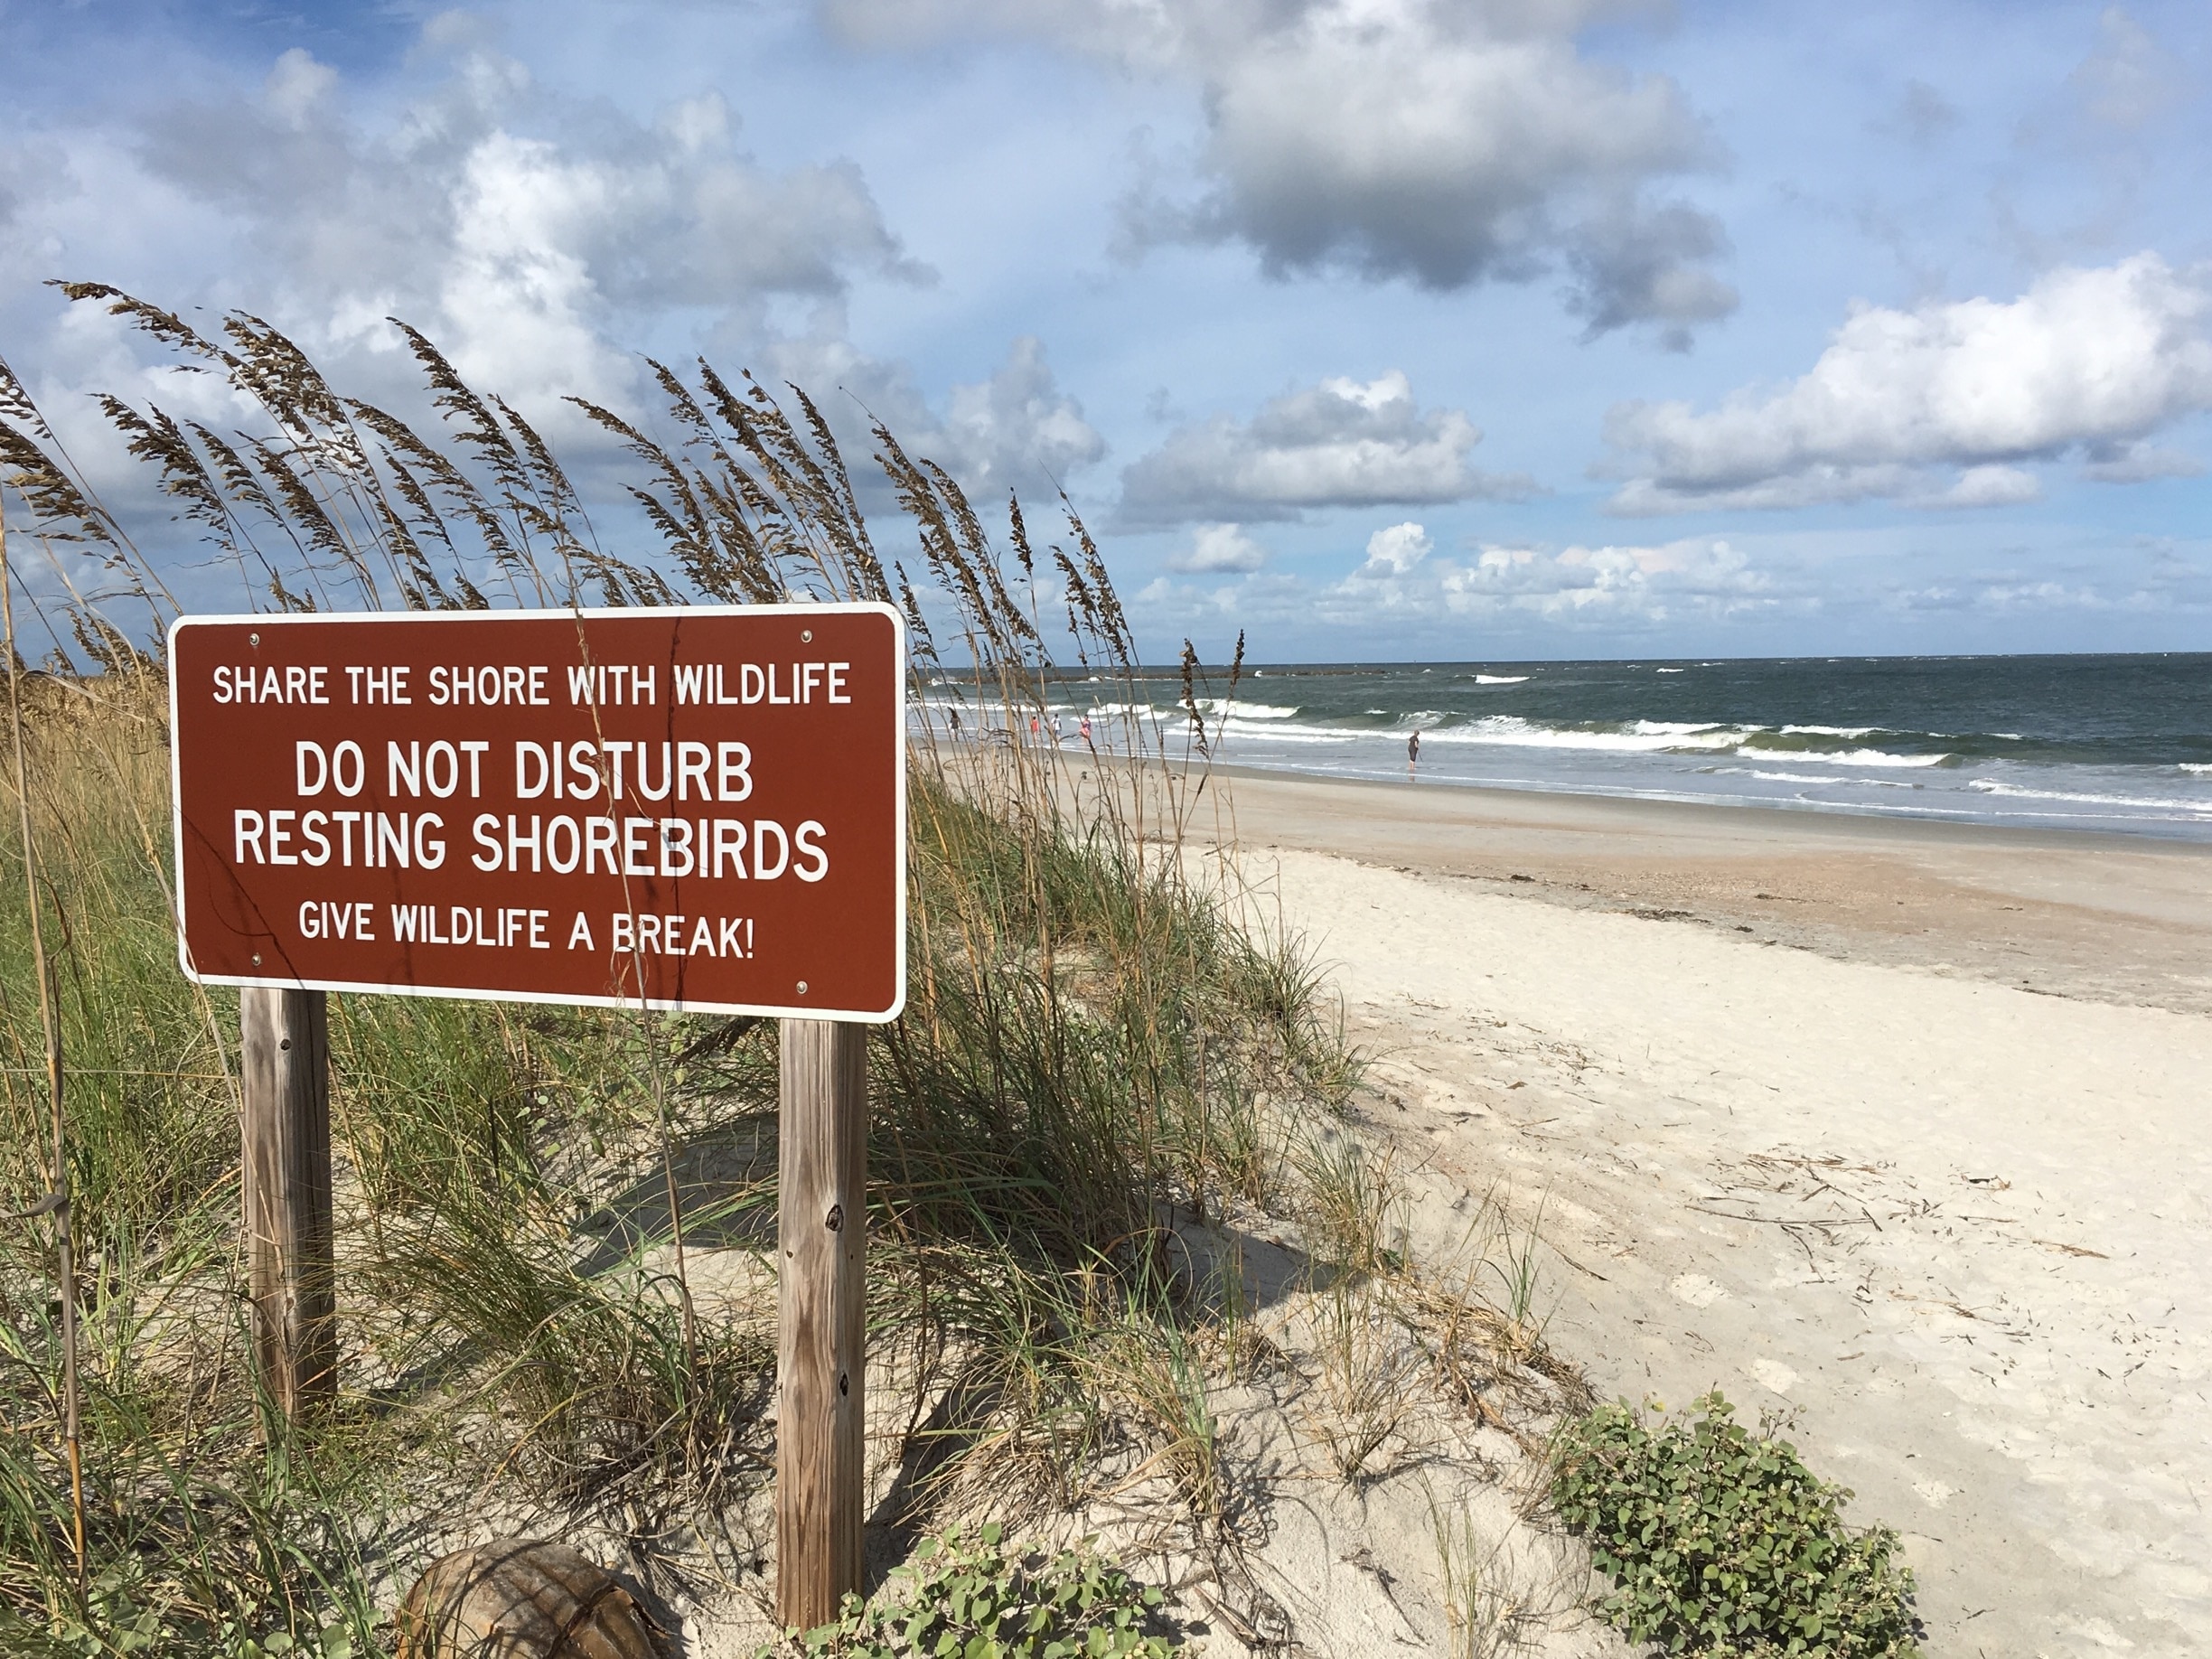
<box><xmin>1408</xmin><ymin>729</ymin><xmax>1421</xmax><ymax>770</ymax></box>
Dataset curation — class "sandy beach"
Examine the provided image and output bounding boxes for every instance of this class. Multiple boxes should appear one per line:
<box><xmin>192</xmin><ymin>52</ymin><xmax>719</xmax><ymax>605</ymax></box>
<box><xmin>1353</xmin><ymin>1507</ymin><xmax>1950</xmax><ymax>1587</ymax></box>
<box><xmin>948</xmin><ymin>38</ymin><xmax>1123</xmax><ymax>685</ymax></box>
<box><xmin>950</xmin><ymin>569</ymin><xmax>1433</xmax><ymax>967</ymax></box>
<box><xmin>1218</xmin><ymin>769</ymin><xmax>2212</xmax><ymax>1657</ymax></box>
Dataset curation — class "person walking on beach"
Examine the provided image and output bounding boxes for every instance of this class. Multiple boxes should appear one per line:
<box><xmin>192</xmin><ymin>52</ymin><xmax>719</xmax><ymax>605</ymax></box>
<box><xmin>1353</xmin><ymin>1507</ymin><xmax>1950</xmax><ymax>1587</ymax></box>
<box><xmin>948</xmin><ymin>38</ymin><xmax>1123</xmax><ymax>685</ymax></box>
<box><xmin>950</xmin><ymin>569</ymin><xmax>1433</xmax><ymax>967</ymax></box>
<box><xmin>1408</xmin><ymin>729</ymin><xmax>1421</xmax><ymax>772</ymax></box>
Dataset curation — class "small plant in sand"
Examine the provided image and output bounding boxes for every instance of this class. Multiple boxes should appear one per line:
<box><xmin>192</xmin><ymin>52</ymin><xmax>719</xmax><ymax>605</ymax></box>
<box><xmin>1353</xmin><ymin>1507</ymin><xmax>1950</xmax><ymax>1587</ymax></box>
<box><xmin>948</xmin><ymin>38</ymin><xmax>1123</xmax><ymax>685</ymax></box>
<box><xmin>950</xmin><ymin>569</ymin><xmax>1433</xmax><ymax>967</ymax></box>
<box><xmin>1308</xmin><ymin>1278</ymin><xmax>1419</xmax><ymax>1483</ymax></box>
<box><xmin>764</xmin><ymin>1524</ymin><xmax>1176</xmax><ymax>1658</ymax></box>
<box><xmin>1293</xmin><ymin>1132</ymin><xmax>1402</xmax><ymax>1278</ymax></box>
<box><xmin>1426</xmin><ymin>1485</ymin><xmax>1545</xmax><ymax>1659</ymax></box>
<box><xmin>1550</xmin><ymin>1392</ymin><xmax>1919</xmax><ymax>1658</ymax></box>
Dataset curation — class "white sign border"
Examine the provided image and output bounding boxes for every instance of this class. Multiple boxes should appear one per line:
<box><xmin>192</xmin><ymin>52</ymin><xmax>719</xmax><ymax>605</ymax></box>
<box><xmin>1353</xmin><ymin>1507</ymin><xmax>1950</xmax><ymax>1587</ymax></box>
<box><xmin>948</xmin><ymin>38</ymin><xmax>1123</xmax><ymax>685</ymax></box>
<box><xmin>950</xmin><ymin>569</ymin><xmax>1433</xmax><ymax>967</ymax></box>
<box><xmin>167</xmin><ymin>601</ymin><xmax>909</xmax><ymax>1025</ymax></box>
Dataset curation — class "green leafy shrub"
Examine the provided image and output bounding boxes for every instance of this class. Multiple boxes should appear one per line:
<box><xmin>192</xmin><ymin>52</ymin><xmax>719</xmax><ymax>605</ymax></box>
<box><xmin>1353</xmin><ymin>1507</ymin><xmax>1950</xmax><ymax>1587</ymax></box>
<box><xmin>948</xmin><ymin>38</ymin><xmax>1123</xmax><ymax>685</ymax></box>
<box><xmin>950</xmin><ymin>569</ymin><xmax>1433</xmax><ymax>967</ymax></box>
<box><xmin>770</xmin><ymin>1525</ymin><xmax>1177</xmax><ymax>1658</ymax></box>
<box><xmin>1550</xmin><ymin>1392</ymin><xmax>1918</xmax><ymax>1658</ymax></box>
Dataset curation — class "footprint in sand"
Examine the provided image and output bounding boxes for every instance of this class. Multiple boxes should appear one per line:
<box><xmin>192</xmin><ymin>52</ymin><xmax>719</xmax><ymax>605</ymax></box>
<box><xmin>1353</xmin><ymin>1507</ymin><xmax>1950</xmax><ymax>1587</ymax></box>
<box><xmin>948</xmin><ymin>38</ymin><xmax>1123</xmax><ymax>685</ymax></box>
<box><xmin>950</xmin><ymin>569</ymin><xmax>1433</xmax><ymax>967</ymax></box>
<box><xmin>1668</xmin><ymin>1272</ymin><xmax>1727</xmax><ymax>1308</ymax></box>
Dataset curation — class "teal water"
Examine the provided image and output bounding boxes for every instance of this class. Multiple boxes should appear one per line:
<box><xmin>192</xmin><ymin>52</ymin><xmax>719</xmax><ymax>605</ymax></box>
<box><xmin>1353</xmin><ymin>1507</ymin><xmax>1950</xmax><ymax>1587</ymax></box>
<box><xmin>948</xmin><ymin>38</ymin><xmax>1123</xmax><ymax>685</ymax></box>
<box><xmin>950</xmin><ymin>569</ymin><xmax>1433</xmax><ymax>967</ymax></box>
<box><xmin>1026</xmin><ymin>653</ymin><xmax>2212</xmax><ymax>840</ymax></box>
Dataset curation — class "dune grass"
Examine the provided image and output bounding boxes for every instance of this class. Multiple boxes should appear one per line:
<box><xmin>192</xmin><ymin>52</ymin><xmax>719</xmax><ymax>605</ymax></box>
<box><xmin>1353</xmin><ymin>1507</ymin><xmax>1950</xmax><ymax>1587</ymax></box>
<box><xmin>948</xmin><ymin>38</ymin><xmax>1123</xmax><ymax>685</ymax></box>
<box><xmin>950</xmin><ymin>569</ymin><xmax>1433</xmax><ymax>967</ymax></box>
<box><xmin>0</xmin><ymin>297</ymin><xmax>1377</xmax><ymax>1654</ymax></box>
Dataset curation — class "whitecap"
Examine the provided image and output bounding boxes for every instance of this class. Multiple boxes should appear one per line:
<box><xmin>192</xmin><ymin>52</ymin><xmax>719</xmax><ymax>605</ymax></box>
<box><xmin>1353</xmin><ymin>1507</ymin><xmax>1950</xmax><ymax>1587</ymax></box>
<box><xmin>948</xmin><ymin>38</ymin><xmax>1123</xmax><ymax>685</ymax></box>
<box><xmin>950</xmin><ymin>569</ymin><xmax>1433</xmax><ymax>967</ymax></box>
<box><xmin>1192</xmin><ymin>698</ymin><xmax>1299</xmax><ymax>719</ymax></box>
<box><xmin>1707</xmin><ymin>765</ymin><xmax>1920</xmax><ymax>789</ymax></box>
<box><xmin>1745</xmin><ymin>746</ymin><xmax>1950</xmax><ymax>769</ymax></box>
<box><xmin>1966</xmin><ymin>778</ymin><xmax>2212</xmax><ymax>813</ymax></box>
<box><xmin>1473</xmin><ymin>673</ymin><xmax>1530</xmax><ymax>684</ymax></box>
<box><xmin>1416</xmin><ymin>717</ymin><xmax>1750</xmax><ymax>755</ymax></box>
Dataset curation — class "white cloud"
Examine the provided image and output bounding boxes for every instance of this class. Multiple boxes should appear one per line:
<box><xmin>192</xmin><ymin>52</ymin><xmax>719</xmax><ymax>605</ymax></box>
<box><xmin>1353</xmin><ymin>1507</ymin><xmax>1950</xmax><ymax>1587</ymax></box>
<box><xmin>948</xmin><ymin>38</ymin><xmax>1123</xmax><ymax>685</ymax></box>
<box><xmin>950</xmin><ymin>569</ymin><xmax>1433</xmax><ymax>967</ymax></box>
<box><xmin>1357</xmin><ymin>520</ymin><xmax>1431</xmax><ymax>576</ymax></box>
<box><xmin>935</xmin><ymin>334</ymin><xmax>1108</xmax><ymax>495</ymax></box>
<box><xmin>760</xmin><ymin>327</ymin><xmax>1104</xmax><ymax>501</ymax></box>
<box><xmin>1168</xmin><ymin>523</ymin><xmax>1268</xmax><ymax>572</ymax></box>
<box><xmin>1604</xmin><ymin>254</ymin><xmax>2212</xmax><ymax>512</ymax></box>
<box><xmin>2083</xmin><ymin>445</ymin><xmax>2206</xmax><ymax>483</ymax></box>
<box><xmin>264</xmin><ymin>47</ymin><xmax>340</xmax><ymax>131</ymax></box>
<box><xmin>1919</xmin><ymin>464</ymin><xmax>2042</xmax><ymax>510</ymax></box>
<box><xmin>829</xmin><ymin>0</ymin><xmax>1736</xmax><ymax>336</ymax></box>
<box><xmin>1118</xmin><ymin>370</ymin><xmax>1532</xmax><ymax>526</ymax></box>
<box><xmin>1131</xmin><ymin>529</ymin><xmax>1779</xmax><ymax>634</ymax></box>
<box><xmin>124</xmin><ymin>37</ymin><xmax>926</xmax><ymax>408</ymax></box>
<box><xmin>1342</xmin><ymin>534</ymin><xmax>1771</xmax><ymax>624</ymax></box>
<box><xmin>3</xmin><ymin>22</ymin><xmax>1101</xmax><ymax>547</ymax></box>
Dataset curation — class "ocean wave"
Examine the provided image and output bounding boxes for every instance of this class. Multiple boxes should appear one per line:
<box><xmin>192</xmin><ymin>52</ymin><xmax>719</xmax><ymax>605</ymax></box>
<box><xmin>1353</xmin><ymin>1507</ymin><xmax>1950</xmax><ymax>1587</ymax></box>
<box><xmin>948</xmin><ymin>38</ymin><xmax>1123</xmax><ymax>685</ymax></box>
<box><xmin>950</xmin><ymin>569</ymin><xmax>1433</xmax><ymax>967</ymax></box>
<box><xmin>1655</xmin><ymin>667</ymin><xmax>1685</xmax><ymax>673</ymax></box>
<box><xmin>1628</xmin><ymin>719</ymin><xmax>1739</xmax><ymax>737</ymax></box>
<box><xmin>1192</xmin><ymin>698</ymin><xmax>1299</xmax><ymax>719</ymax></box>
<box><xmin>1212</xmin><ymin>712</ymin><xmax>1960</xmax><ymax>768</ymax></box>
<box><xmin>1420</xmin><ymin>717</ymin><xmax>1748</xmax><ymax>754</ymax></box>
<box><xmin>2183</xmin><ymin>764</ymin><xmax>2212</xmax><ymax>774</ymax></box>
<box><xmin>1472</xmin><ymin>673</ymin><xmax>1530</xmax><ymax>684</ymax></box>
<box><xmin>1740</xmin><ymin>745</ymin><xmax>1953</xmax><ymax>769</ymax></box>
<box><xmin>1779</xmin><ymin>724</ymin><xmax>1877</xmax><ymax>738</ymax></box>
<box><xmin>1965</xmin><ymin>778</ymin><xmax>2212</xmax><ymax>814</ymax></box>
<box><xmin>1217</xmin><ymin>721</ymin><xmax>1373</xmax><ymax>745</ymax></box>
<box><xmin>1706</xmin><ymin>766</ymin><xmax>1923</xmax><ymax>789</ymax></box>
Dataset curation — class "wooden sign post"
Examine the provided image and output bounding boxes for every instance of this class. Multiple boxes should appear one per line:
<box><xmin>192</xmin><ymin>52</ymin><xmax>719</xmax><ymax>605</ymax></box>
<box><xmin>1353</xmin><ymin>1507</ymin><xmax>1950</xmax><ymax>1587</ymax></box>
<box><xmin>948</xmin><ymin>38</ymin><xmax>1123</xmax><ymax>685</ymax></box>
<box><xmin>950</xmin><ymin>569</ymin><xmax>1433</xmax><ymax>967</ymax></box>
<box><xmin>775</xmin><ymin>1017</ymin><xmax>868</xmax><ymax>1628</ymax></box>
<box><xmin>170</xmin><ymin>605</ymin><xmax>905</xmax><ymax>1617</ymax></box>
<box><xmin>238</xmin><ymin>985</ymin><xmax>336</xmax><ymax>1417</ymax></box>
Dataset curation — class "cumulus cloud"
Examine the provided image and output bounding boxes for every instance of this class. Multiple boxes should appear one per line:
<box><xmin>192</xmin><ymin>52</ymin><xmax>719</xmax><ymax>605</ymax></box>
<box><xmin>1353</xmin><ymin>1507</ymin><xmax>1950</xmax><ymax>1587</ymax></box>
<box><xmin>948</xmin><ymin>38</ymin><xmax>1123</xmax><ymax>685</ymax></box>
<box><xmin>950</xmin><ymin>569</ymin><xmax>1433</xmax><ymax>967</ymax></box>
<box><xmin>829</xmin><ymin>0</ymin><xmax>1736</xmax><ymax>337</ymax></box>
<box><xmin>5</xmin><ymin>20</ymin><xmax>1103</xmax><ymax>531</ymax></box>
<box><xmin>1118</xmin><ymin>370</ymin><xmax>1532</xmax><ymax>527</ymax></box>
<box><xmin>1357</xmin><ymin>520</ymin><xmax>1431</xmax><ymax>576</ymax></box>
<box><xmin>2083</xmin><ymin>445</ymin><xmax>2206</xmax><ymax>483</ymax></box>
<box><xmin>1337</xmin><ymin>532</ymin><xmax>1769</xmax><ymax>623</ymax></box>
<box><xmin>759</xmin><ymin>328</ymin><xmax>1104</xmax><ymax>500</ymax></box>
<box><xmin>1168</xmin><ymin>523</ymin><xmax>1268</xmax><ymax>572</ymax></box>
<box><xmin>1604</xmin><ymin>253</ymin><xmax>2212</xmax><ymax>512</ymax></box>
<box><xmin>131</xmin><ymin>40</ymin><xmax>925</xmax><ymax>398</ymax></box>
<box><xmin>1132</xmin><ymin>528</ymin><xmax>1777</xmax><ymax>634</ymax></box>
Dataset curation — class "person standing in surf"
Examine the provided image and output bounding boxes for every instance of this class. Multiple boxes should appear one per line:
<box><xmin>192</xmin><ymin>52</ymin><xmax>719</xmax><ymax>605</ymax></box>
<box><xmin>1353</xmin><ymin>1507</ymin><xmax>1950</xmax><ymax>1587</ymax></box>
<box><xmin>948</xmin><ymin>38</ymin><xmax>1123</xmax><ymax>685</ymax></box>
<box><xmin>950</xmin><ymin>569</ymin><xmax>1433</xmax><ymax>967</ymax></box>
<box><xmin>1408</xmin><ymin>729</ymin><xmax>1421</xmax><ymax>772</ymax></box>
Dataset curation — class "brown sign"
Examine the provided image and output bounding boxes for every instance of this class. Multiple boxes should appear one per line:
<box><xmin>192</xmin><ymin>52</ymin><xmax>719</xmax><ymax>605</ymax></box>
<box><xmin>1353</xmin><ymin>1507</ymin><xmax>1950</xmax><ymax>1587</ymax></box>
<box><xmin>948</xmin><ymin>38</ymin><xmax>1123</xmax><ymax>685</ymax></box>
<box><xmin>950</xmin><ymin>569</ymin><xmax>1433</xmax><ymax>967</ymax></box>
<box><xmin>169</xmin><ymin>605</ymin><xmax>905</xmax><ymax>1021</ymax></box>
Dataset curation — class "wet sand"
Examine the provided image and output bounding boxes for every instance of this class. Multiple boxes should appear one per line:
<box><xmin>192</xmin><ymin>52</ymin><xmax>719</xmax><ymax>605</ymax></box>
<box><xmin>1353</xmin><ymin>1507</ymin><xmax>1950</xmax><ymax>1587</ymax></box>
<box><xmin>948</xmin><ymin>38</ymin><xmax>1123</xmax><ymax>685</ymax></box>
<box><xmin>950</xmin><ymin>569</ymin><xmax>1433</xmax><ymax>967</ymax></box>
<box><xmin>1217</xmin><ymin>770</ymin><xmax>2212</xmax><ymax>1656</ymax></box>
<box><xmin>1216</xmin><ymin>765</ymin><xmax>2212</xmax><ymax>1016</ymax></box>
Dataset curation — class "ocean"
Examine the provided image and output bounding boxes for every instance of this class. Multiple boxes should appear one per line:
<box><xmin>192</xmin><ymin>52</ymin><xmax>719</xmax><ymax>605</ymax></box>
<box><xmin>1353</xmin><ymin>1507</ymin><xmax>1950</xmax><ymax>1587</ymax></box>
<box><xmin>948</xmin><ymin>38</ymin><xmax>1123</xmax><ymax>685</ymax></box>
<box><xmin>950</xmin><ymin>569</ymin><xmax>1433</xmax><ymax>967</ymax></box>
<box><xmin>1013</xmin><ymin>653</ymin><xmax>2212</xmax><ymax>842</ymax></box>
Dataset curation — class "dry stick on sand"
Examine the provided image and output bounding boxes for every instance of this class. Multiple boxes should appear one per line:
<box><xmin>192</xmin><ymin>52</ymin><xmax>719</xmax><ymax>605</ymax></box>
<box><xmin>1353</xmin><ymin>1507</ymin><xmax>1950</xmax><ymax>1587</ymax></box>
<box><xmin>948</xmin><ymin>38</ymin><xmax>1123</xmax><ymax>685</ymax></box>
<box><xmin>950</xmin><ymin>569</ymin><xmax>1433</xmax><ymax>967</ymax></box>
<box><xmin>0</xmin><ymin>488</ymin><xmax>89</xmax><ymax>1593</ymax></box>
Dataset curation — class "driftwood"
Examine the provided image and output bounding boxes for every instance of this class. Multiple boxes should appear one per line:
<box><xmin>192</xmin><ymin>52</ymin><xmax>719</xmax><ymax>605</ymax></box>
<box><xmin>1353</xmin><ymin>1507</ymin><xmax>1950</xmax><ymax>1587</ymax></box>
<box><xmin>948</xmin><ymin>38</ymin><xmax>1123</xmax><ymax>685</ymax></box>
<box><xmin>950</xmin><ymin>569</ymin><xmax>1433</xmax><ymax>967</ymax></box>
<box><xmin>394</xmin><ymin>1539</ymin><xmax>661</xmax><ymax>1659</ymax></box>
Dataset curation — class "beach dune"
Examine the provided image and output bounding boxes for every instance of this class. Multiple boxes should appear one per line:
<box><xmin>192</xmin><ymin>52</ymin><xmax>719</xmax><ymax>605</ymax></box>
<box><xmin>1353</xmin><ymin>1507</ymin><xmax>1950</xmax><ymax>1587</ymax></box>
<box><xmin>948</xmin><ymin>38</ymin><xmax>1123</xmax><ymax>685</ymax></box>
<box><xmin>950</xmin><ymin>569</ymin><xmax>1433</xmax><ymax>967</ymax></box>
<box><xmin>1220</xmin><ymin>770</ymin><xmax>2212</xmax><ymax>1657</ymax></box>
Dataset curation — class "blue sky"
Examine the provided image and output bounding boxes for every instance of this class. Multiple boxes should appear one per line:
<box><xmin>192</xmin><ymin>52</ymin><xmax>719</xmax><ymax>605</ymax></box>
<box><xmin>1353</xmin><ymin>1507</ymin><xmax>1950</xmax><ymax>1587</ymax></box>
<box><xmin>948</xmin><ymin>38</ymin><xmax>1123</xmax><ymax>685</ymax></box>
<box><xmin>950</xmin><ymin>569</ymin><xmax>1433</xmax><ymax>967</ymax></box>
<box><xmin>3</xmin><ymin>0</ymin><xmax>2209</xmax><ymax>661</ymax></box>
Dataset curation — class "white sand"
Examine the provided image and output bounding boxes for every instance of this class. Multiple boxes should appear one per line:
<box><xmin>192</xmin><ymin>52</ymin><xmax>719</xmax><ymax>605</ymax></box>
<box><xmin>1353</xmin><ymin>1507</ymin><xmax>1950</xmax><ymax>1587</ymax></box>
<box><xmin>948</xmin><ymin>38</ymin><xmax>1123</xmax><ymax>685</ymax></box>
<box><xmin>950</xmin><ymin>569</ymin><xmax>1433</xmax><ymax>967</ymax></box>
<box><xmin>1226</xmin><ymin>788</ymin><xmax>2212</xmax><ymax>1657</ymax></box>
